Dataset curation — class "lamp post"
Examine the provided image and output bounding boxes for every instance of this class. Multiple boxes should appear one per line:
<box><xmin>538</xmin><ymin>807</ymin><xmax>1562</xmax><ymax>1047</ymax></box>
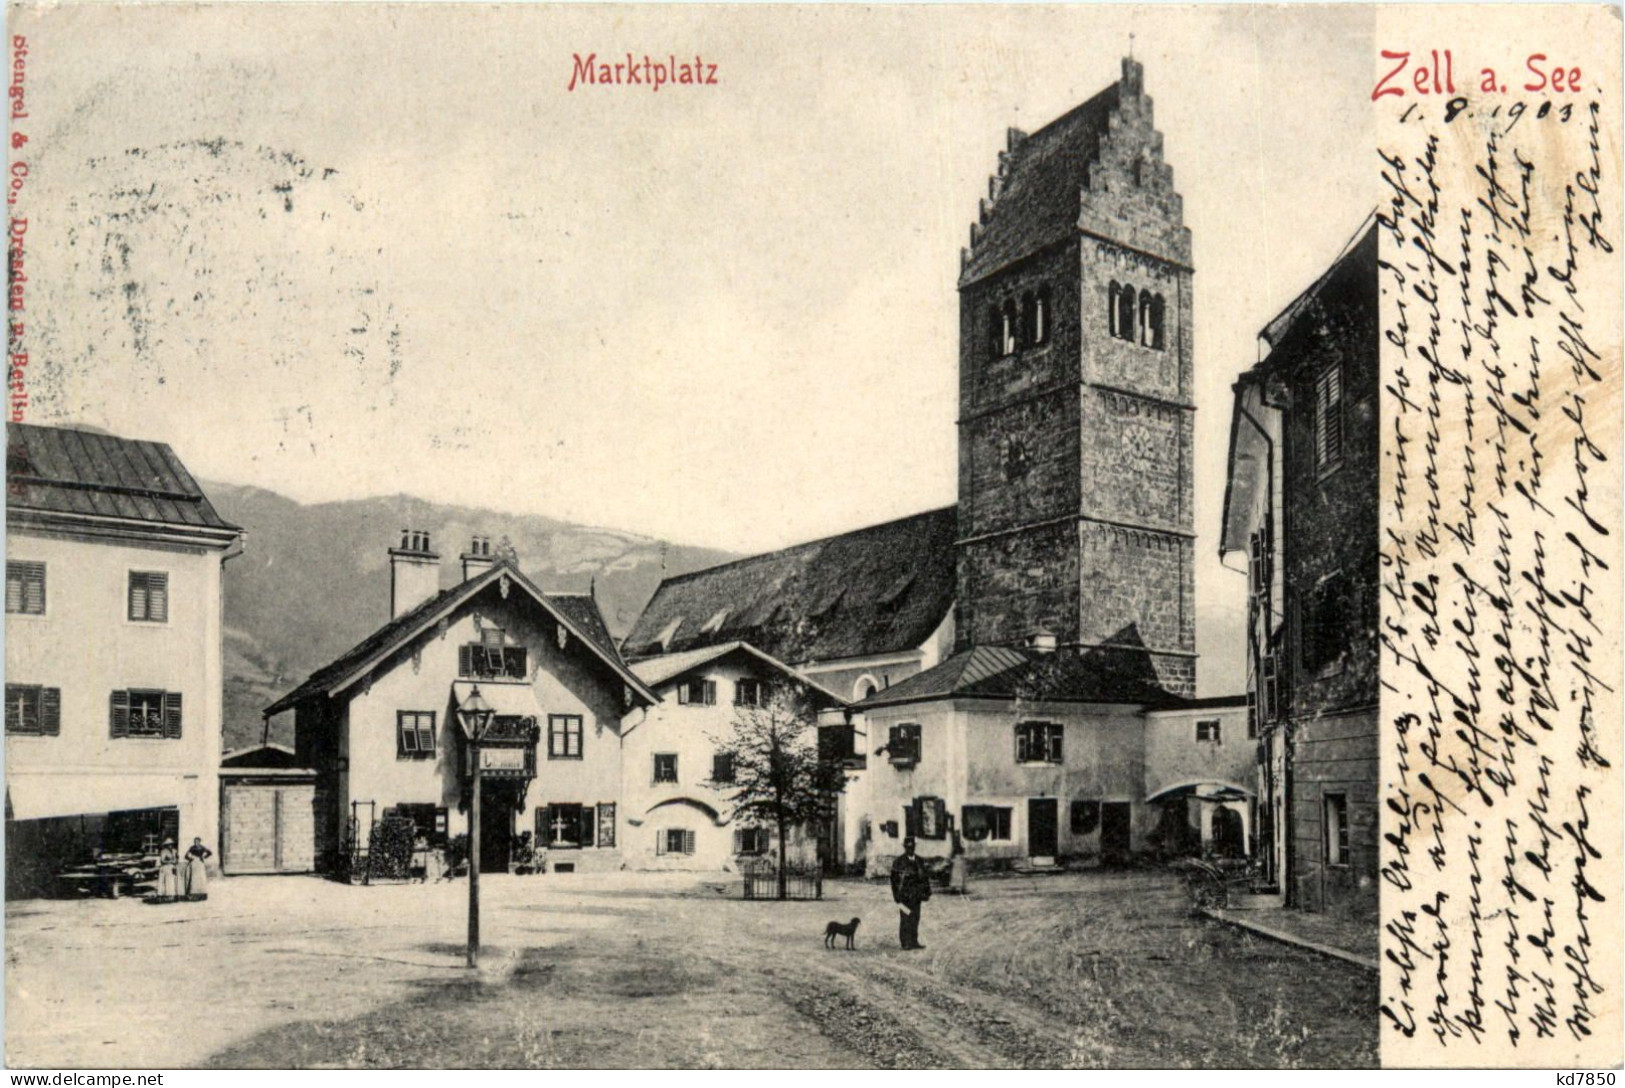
<box><xmin>457</xmin><ymin>685</ymin><xmax>494</xmax><ymax>969</ymax></box>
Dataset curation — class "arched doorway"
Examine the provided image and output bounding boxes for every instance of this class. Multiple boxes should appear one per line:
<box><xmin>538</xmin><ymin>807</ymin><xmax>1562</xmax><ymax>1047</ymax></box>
<box><xmin>1211</xmin><ymin>804</ymin><xmax>1245</xmax><ymax>858</ymax></box>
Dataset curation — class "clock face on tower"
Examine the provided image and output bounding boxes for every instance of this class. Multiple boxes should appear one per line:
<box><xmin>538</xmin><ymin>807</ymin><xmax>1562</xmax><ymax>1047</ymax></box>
<box><xmin>1122</xmin><ymin>421</ymin><xmax>1156</xmax><ymax>463</ymax></box>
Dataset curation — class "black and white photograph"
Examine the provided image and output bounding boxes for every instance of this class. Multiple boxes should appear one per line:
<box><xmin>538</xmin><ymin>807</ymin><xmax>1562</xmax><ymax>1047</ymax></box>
<box><xmin>2</xmin><ymin>2</ymin><xmax>1619</xmax><ymax>1072</ymax></box>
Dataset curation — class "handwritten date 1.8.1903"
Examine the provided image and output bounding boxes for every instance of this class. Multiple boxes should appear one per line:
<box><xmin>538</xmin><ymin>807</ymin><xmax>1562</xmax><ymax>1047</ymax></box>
<box><xmin>1373</xmin><ymin>49</ymin><xmax>1585</xmax><ymax>100</ymax></box>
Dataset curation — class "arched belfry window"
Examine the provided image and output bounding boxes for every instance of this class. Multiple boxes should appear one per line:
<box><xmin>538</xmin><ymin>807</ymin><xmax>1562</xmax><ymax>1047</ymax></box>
<box><xmin>1033</xmin><ymin>287</ymin><xmax>1051</xmax><ymax>346</ymax></box>
<box><xmin>1113</xmin><ymin>282</ymin><xmax>1136</xmax><ymax>343</ymax></box>
<box><xmin>1151</xmin><ymin>293</ymin><xmax>1167</xmax><ymax>351</ymax></box>
<box><xmin>1139</xmin><ymin>289</ymin><xmax>1154</xmax><ymax>347</ymax></box>
<box><xmin>1108</xmin><ymin>281</ymin><xmax>1122</xmax><ymax>338</ymax></box>
<box><xmin>1000</xmin><ymin>299</ymin><xmax>1018</xmax><ymax>356</ymax></box>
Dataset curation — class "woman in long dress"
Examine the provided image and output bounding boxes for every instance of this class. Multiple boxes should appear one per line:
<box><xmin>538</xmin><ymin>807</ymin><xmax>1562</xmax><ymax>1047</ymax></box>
<box><xmin>183</xmin><ymin>837</ymin><xmax>211</xmax><ymax>900</ymax></box>
<box><xmin>155</xmin><ymin>839</ymin><xmax>181</xmax><ymax>901</ymax></box>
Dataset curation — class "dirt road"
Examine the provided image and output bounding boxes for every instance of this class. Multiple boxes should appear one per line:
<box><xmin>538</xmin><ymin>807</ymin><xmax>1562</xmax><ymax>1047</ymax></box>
<box><xmin>5</xmin><ymin>868</ymin><xmax>1376</xmax><ymax>1068</ymax></box>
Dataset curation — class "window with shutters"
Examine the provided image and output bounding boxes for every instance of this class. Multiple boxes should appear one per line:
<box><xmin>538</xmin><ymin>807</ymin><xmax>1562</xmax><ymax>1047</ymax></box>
<box><xmin>458</xmin><ymin>642</ymin><xmax>528</xmax><ymax>680</ymax></box>
<box><xmin>1314</xmin><ymin>364</ymin><xmax>1344</xmax><ymax>472</ymax></box>
<box><xmin>653</xmin><ymin>753</ymin><xmax>678</xmax><ymax>784</ymax></box>
<box><xmin>394</xmin><ymin>803</ymin><xmax>448</xmax><ymax>846</ymax></box>
<box><xmin>127</xmin><ymin>571</ymin><xmax>169</xmax><ymax>623</ymax></box>
<box><xmin>6</xmin><ymin>684</ymin><xmax>59</xmax><ymax>736</ymax></box>
<box><xmin>912</xmin><ymin>796</ymin><xmax>949</xmax><ymax>840</ymax></box>
<box><xmin>657</xmin><ymin>828</ymin><xmax>696</xmax><ymax>855</ymax></box>
<box><xmin>887</xmin><ymin>723</ymin><xmax>921</xmax><ymax>765</ymax></box>
<box><xmin>397</xmin><ymin>711</ymin><xmax>436</xmax><ymax>759</ymax></box>
<box><xmin>547</xmin><ymin>714</ymin><xmax>583</xmax><ymax>759</ymax></box>
<box><xmin>733</xmin><ymin>678</ymin><xmax>764</xmax><ymax>707</ymax></box>
<box><xmin>111</xmin><ymin>689</ymin><xmax>182</xmax><ymax>739</ymax></box>
<box><xmin>734</xmin><ymin>827</ymin><xmax>768</xmax><ymax>854</ymax></box>
<box><xmin>1015</xmin><ymin>721</ymin><xmax>1063</xmax><ymax>764</ymax></box>
<box><xmin>675</xmin><ymin>678</ymin><xmax>716</xmax><ymax>706</ymax></box>
<box><xmin>540</xmin><ymin>803</ymin><xmax>587</xmax><ymax>849</ymax></box>
<box><xmin>960</xmin><ymin>805</ymin><xmax>1012</xmax><ymax>842</ymax></box>
<box><xmin>710</xmin><ymin>751</ymin><xmax>735</xmax><ymax>784</ymax></box>
<box><xmin>6</xmin><ymin>561</ymin><xmax>45</xmax><ymax>615</ymax></box>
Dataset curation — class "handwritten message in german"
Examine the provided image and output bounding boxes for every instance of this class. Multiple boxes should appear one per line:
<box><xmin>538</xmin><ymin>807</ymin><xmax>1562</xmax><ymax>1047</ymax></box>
<box><xmin>1376</xmin><ymin>6</ymin><xmax>1621</xmax><ymax>1068</ymax></box>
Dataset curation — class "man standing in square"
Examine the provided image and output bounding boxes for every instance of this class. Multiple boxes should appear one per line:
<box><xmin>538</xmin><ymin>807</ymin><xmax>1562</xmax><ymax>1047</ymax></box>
<box><xmin>891</xmin><ymin>837</ymin><xmax>932</xmax><ymax>950</ymax></box>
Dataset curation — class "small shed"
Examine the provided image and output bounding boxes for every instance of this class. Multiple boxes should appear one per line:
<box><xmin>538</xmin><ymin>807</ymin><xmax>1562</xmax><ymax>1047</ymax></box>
<box><xmin>219</xmin><ymin>745</ymin><xmax>319</xmax><ymax>875</ymax></box>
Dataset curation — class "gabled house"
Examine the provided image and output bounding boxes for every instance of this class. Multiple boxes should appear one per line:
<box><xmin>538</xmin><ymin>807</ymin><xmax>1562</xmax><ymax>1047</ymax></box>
<box><xmin>1220</xmin><ymin>219</ymin><xmax>1378</xmax><ymax>918</ymax></box>
<box><xmin>262</xmin><ymin>533</ymin><xmax>657</xmax><ymax>875</ymax></box>
<box><xmin>621</xmin><ymin>507</ymin><xmax>958</xmax><ymax>871</ymax></box>
<box><xmin>854</xmin><ymin>644</ymin><xmax>1252</xmax><ymax>875</ymax></box>
<box><xmin>4</xmin><ymin>422</ymin><xmax>242</xmax><ymax>897</ymax></box>
<box><xmin>620</xmin><ymin>641</ymin><xmax>846</xmax><ymax>869</ymax></box>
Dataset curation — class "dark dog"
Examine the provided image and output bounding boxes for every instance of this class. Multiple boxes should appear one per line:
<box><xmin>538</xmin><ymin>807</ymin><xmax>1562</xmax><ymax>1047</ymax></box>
<box><xmin>824</xmin><ymin>917</ymin><xmax>861</xmax><ymax>950</ymax></box>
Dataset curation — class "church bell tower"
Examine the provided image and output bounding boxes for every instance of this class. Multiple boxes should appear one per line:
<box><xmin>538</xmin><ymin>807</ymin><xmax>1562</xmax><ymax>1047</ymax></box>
<box><xmin>954</xmin><ymin>57</ymin><xmax>1196</xmax><ymax>696</ymax></box>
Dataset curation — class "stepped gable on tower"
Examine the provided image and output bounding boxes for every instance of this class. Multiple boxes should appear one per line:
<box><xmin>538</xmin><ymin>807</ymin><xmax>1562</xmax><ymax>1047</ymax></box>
<box><xmin>953</xmin><ymin>56</ymin><xmax>1197</xmax><ymax>698</ymax></box>
<box><xmin>959</xmin><ymin>56</ymin><xmax>1190</xmax><ymax>286</ymax></box>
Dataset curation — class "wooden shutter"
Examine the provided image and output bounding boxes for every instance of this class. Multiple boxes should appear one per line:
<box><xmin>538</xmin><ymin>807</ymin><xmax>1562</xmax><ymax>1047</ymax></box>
<box><xmin>732</xmin><ymin>829</ymin><xmax>743</xmax><ymax>853</ymax></box>
<box><xmin>1049</xmin><ymin>724</ymin><xmax>1063</xmax><ymax>763</ymax></box>
<box><xmin>149</xmin><ymin>574</ymin><xmax>168</xmax><ymax>623</ymax></box>
<box><xmin>110</xmin><ymin>689</ymin><xmax>130</xmax><ymax>738</ymax></box>
<box><xmin>656</xmin><ymin>829</ymin><xmax>667</xmax><ymax>856</ymax></box>
<box><xmin>41</xmin><ymin>687</ymin><xmax>60</xmax><ymax>736</ymax></box>
<box><xmin>703</xmin><ymin>681</ymin><xmax>716</xmax><ymax>706</ymax></box>
<box><xmin>579</xmin><ymin>807</ymin><xmax>595</xmax><ymax>847</ymax></box>
<box><xmin>163</xmin><ymin>692</ymin><xmax>183</xmax><ymax>739</ymax></box>
<box><xmin>1316</xmin><ymin>366</ymin><xmax>1343</xmax><ymax>468</ymax></box>
<box><xmin>459</xmin><ymin>645</ymin><xmax>474</xmax><ymax>677</ymax></box>
<box><xmin>535</xmin><ymin>805</ymin><xmax>547</xmax><ymax>838</ymax></box>
<box><xmin>683</xmin><ymin>830</ymin><xmax>696</xmax><ymax>855</ymax></box>
<box><xmin>677</xmin><ymin>683</ymin><xmax>690</xmax><ymax>706</ymax></box>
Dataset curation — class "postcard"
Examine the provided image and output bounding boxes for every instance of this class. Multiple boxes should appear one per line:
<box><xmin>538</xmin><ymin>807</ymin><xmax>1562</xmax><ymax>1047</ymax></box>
<box><xmin>3</xmin><ymin>2</ymin><xmax>1618</xmax><ymax>1072</ymax></box>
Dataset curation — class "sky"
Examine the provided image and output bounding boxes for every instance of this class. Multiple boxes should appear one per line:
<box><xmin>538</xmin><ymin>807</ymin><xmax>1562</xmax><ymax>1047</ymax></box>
<box><xmin>10</xmin><ymin>3</ymin><xmax>1374</xmax><ymax>686</ymax></box>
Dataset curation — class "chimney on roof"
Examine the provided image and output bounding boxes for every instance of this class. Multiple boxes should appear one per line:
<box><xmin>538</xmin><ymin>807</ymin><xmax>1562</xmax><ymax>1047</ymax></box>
<box><xmin>461</xmin><ymin>535</ymin><xmax>497</xmax><ymax>583</ymax></box>
<box><xmin>1025</xmin><ymin>626</ymin><xmax>1057</xmax><ymax>655</ymax></box>
<box><xmin>389</xmin><ymin>529</ymin><xmax>441</xmax><ymax>619</ymax></box>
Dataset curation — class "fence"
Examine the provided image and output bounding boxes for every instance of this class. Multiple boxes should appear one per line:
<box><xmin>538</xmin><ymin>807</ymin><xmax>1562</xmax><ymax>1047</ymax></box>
<box><xmin>741</xmin><ymin>859</ymin><xmax>822</xmax><ymax>900</ymax></box>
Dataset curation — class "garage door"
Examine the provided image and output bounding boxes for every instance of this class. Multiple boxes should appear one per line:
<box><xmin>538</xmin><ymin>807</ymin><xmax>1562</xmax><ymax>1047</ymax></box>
<box><xmin>222</xmin><ymin>782</ymin><xmax>316</xmax><ymax>874</ymax></box>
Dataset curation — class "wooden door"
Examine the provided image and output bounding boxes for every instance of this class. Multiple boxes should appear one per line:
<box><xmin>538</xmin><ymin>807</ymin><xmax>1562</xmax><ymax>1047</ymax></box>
<box><xmin>1028</xmin><ymin>798</ymin><xmax>1058</xmax><ymax>857</ymax></box>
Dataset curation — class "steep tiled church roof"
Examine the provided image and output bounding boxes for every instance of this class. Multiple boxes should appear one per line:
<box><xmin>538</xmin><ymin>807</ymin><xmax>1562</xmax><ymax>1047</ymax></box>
<box><xmin>959</xmin><ymin>84</ymin><xmax>1120</xmax><ymax>285</ymax></box>
<box><xmin>622</xmin><ymin>507</ymin><xmax>957</xmax><ymax>664</ymax></box>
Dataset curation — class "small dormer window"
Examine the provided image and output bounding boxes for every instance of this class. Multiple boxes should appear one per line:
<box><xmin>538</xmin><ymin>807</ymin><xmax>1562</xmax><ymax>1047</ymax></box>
<box><xmin>656</xmin><ymin>617</ymin><xmax>684</xmax><ymax>652</ymax></box>
<box><xmin>700</xmin><ymin>609</ymin><xmax>729</xmax><ymax>635</ymax></box>
<box><xmin>877</xmin><ymin>572</ymin><xmax>915</xmax><ymax>609</ymax></box>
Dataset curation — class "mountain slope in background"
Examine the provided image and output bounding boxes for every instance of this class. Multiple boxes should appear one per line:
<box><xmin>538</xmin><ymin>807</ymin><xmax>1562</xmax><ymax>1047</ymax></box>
<box><xmin>206</xmin><ymin>482</ymin><xmax>737</xmax><ymax>752</ymax></box>
<box><xmin>208</xmin><ymin>483</ymin><xmax>1247</xmax><ymax>755</ymax></box>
